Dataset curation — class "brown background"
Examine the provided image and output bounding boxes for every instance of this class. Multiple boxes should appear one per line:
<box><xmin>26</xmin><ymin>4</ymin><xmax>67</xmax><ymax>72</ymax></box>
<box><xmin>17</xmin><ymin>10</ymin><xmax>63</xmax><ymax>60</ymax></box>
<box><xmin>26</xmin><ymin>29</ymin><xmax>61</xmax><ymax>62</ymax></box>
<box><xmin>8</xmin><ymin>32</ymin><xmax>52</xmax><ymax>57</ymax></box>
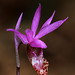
<box><xmin>0</xmin><ymin>0</ymin><xmax>75</xmax><ymax>75</ymax></box>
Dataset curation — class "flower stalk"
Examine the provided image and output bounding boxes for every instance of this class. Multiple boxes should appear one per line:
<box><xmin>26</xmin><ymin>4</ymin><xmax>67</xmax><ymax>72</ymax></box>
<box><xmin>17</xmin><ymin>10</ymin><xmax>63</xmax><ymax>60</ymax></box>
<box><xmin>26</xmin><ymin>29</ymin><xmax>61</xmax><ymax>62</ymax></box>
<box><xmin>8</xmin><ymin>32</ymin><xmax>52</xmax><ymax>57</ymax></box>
<box><xmin>16</xmin><ymin>67</ymin><xmax>20</xmax><ymax>75</ymax></box>
<box><xmin>15</xmin><ymin>41</ymin><xmax>20</xmax><ymax>75</ymax></box>
<box><xmin>15</xmin><ymin>47</ymin><xmax>20</xmax><ymax>75</ymax></box>
<box><xmin>15</xmin><ymin>47</ymin><xmax>20</xmax><ymax>68</ymax></box>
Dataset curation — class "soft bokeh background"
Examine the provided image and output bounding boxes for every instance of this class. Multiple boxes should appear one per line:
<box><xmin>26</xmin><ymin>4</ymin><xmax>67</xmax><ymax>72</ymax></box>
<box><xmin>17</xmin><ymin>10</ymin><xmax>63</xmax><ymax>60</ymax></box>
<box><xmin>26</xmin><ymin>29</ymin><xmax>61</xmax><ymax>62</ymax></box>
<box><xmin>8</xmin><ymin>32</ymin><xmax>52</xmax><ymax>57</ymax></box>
<box><xmin>0</xmin><ymin>0</ymin><xmax>75</xmax><ymax>75</ymax></box>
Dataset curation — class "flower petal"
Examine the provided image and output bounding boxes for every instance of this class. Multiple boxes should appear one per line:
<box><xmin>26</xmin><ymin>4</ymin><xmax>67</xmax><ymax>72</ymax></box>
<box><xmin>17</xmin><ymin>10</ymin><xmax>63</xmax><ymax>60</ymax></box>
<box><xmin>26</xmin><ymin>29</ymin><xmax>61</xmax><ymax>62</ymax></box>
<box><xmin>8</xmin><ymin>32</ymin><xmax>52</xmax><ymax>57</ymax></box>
<box><xmin>25</xmin><ymin>29</ymin><xmax>34</xmax><ymax>43</ymax></box>
<box><xmin>31</xmin><ymin>3</ymin><xmax>41</xmax><ymax>36</ymax></box>
<box><xmin>6</xmin><ymin>29</ymin><xmax>28</xmax><ymax>44</ymax></box>
<box><xmin>15</xmin><ymin>12</ymin><xmax>23</xmax><ymax>30</ymax></box>
<box><xmin>30</xmin><ymin>39</ymin><xmax>47</xmax><ymax>48</ymax></box>
<box><xmin>35</xmin><ymin>17</ymin><xmax>68</xmax><ymax>39</ymax></box>
<box><xmin>41</xmin><ymin>11</ymin><xmax>55</xmax><ymax>29</ymax></box>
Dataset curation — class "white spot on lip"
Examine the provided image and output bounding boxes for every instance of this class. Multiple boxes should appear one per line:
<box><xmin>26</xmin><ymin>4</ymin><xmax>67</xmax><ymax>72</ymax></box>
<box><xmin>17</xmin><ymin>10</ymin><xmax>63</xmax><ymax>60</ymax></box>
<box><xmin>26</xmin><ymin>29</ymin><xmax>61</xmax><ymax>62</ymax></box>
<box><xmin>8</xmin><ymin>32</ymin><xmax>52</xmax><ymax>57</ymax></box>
<box><xmin>40</xmin><ymin>69</ymin><xmax>43</xmax><ymax>74</ymax></box>
<box><xmin>32</xmin><ymin>57</ymin><xmax>39</xmax><ymax>65</ymax></box>
<box><xmin>32</xmin><ymin>57</ymin><xmax>43</xmax><ymax>66</ymax></box>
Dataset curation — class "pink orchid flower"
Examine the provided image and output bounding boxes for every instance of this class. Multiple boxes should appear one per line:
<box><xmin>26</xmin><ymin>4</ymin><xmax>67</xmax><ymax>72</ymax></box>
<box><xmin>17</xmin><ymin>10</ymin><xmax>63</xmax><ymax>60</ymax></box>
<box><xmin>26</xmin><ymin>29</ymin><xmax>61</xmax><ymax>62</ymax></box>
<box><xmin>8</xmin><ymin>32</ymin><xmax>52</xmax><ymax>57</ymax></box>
<box><xmin>7</xmin><ymin>3</ymin><xmax>68</xmax><ymax>75</ymax></box>
<box><xmin>7</xmin><ymin>4</ymin><xmax>68</xmax><ymax>49</ymax></box>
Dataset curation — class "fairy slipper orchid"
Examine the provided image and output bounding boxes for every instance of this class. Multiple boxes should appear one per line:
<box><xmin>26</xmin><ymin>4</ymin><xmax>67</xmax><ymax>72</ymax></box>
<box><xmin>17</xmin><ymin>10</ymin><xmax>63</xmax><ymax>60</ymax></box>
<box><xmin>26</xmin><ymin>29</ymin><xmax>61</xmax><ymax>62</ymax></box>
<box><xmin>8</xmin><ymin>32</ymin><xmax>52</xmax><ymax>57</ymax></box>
<box><xmin>7</xmin><ymin>3</ymin><xmax>68</xmax><ymax>75</ymax></box>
